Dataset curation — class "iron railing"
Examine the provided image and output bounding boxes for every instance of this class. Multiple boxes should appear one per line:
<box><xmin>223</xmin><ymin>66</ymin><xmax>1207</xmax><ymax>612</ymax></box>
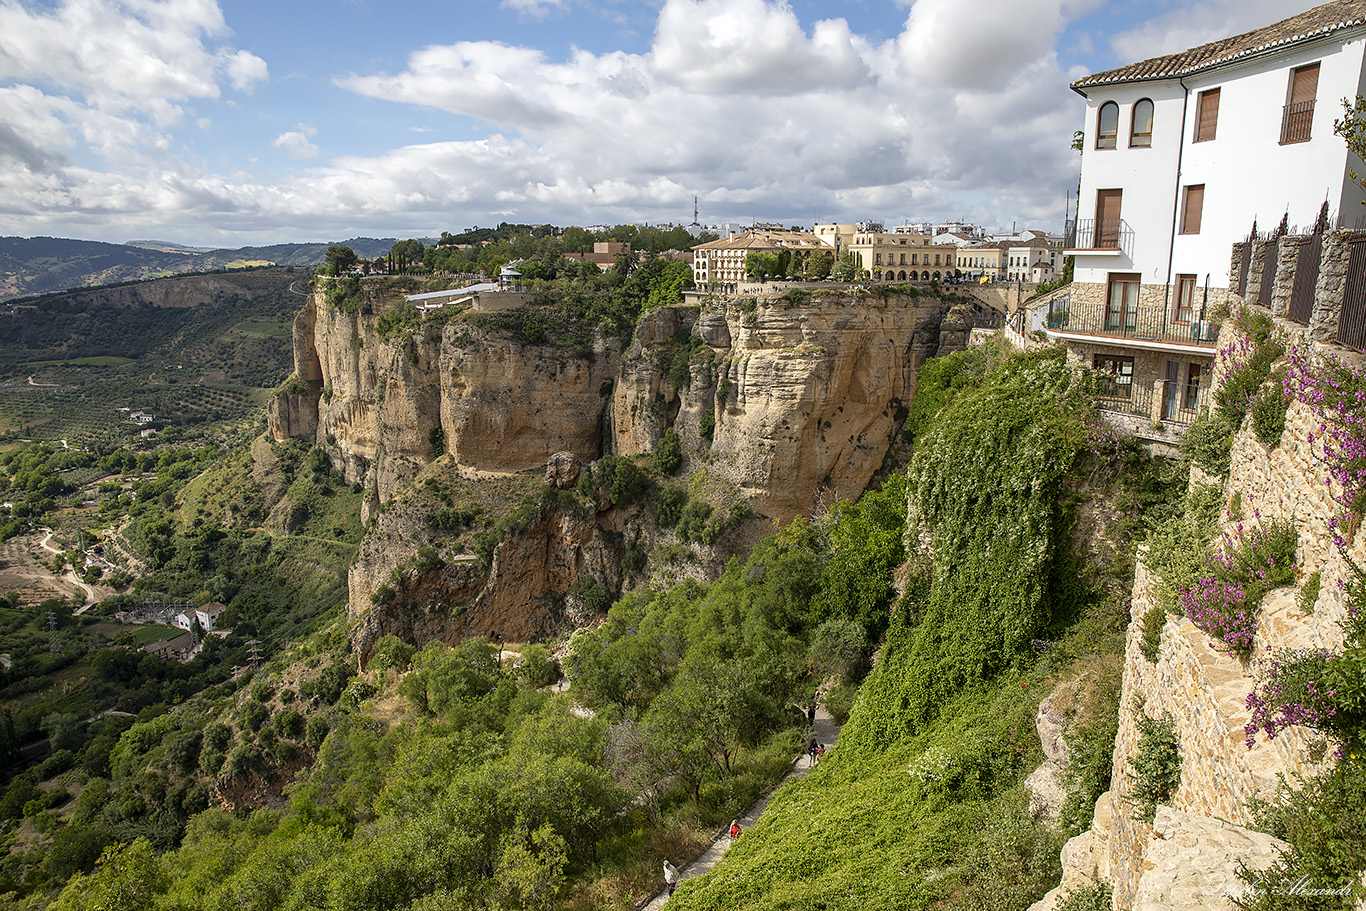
<box><xmin>1048</xmin><ymin>305</ymin><xmax>1219</xmax><ymax>347</ymax></box>
<box><xmin>1340</xmin><ymin>236</ymin><xmax>1366</xmax><ymax>351</ymax></box>
<box><xmin>1288</xmin><ymin>234</ymin><xmax>1322</xmax><ymax>325</ymax></box>
<box><xmin>1096</xmin><ymin>379</ymin><xmax>1209</xmax><ymax>425</ymax></box>
<box><xmin>1258</xmin><ymin>237</ymin><xmax>1279</xmax><ymax>304</ymax></box>
<box><xmin>1280</xmin><ymin>99</ymin><xmax>1315</xmax><ymax>144</ymax></box>
<box><xmin>1069</xmin><ymin>218</ymin><xmax>1135</xmax><ymax>260</ymax></box>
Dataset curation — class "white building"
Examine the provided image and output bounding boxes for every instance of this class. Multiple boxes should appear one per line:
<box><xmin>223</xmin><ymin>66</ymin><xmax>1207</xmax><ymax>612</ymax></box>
<box><xmin>1068</xmin><ymin>0</ymin><xmax>1366</xmax><ymax>295</ymax></box>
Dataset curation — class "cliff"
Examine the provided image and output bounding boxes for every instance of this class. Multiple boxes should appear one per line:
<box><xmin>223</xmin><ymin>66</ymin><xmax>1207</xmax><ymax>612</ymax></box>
<box><xmin>1033</xmin><ymin>314</ymin><xmax>1361</xmax><ymax>911</ymax></box>
<box><xmin>272</xmin><ymin>279</ymin><xmax>978</xmax><ymax>659</ymax></box>
<box><xmin>611</xmin><ymin>289</ymin><xmax>948</xmax><ymax>521</ymax></box>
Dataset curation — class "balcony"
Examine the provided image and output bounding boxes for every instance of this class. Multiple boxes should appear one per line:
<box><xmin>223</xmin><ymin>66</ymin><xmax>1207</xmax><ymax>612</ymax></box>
<box><xmin>1280</xmin><ymin>99</ymin><xmax>1315</xmax><ymax>145</ymax></box>
<box><xmin>1097</xmin><ymin>377</ymin><xmax>1210</xmax><ymax>426</ymax></box>
<box><xmin>1046</xmin><ymin>302</ymin><xmax>1220</xmax><ymax>351</ymax></box>
<box><xmin>1065</xmin><ymin>218</ymin><xmax>1134</xmax><ymax>260</ymax></box>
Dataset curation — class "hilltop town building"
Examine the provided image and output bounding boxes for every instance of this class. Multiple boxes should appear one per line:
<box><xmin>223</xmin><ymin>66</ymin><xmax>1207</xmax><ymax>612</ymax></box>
<box><xmin>1037</xmin><ymin>0</ymin><xmax>1366</xmax><ymax>432</ymax></box>
<box><xmin>691</xmin><ymin>228</ymin><xmax>828</xmax><ymax>292</ymax></box>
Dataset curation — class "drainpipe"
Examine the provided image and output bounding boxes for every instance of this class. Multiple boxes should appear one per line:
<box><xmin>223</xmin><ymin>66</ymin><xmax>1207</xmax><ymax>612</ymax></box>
<box><xmin>1164</xmin><ymin>77</ymin><xmax>1193</xmax><ymax>337</ymax></box>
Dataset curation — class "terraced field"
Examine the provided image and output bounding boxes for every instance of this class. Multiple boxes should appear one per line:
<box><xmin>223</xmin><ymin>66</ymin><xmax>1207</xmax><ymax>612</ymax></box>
<box><xmin>0</xmin><ymin>269</ymin><xmax>299</xmax><ymax>448</ymax></box>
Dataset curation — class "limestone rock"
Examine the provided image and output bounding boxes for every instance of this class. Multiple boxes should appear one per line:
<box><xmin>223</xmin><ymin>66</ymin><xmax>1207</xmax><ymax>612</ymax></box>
<box><xmin>1025</xmin><ymin>693</ymin><xmax>1071</xmax><ymax>823</ymax></box>
<box><xmin>612</xmin><ymin>293</ymin><xmax>949</xmax><ymax>522</ymax></box>
<box><xmin>545</xmin><ymin>452</ymin><xmax>583</xmax><ymax>490</ymax></box>
<box><xmin>1131</xmin><ymin>807</ymin><xmax>1287</xmax><ymax>911</ymax></box>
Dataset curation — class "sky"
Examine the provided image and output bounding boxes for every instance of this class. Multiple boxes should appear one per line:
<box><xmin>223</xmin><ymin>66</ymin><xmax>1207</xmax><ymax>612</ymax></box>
<box><xmin>0</xmin><ymin>0</ymin><xmax>1328</xmax><ymax>247</ymax></box>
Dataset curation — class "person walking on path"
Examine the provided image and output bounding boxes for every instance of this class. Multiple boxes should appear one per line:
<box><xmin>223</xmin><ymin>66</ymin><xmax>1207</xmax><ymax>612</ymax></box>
<box><xmin>663</xmin><ymin>859</ymin><xmax>679</xmax><ymax>896</ymax></box>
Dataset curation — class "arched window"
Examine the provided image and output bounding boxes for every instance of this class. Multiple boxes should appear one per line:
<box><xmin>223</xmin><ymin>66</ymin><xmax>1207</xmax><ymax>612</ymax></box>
<box><xmin>1130</xmin><ymin>99</ymin><xmax>1153</xmax><ymax>147</ymax></box>
<box><xmin>1097</xmin><ymin>101</ymin><xmax>1119</xmax><ymax>149</ymax></box>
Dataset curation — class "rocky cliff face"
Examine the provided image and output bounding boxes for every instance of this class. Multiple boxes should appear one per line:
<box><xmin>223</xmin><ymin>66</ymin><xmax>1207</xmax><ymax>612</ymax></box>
<box><xmin>612</xmin><ymin>289</ymin><xmax>947</xmax><ymax>521</ymax></box>
<box><xmin>274</xmin><ymin>280</ymin><xmax>967</xmax><ymax>656</ymax></box>
<box><xmin>1031</xmin><ymin>315</ymin><xmax>1357</xmax><ymax>911</ymax></box>
<box><xmin>270</xmin><ymin>283</ymin><xmax>619</xmax><ymax>521</ymax></box>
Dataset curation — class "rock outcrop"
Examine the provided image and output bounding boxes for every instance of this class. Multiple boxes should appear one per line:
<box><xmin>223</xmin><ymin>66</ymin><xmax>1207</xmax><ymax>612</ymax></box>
<box><xmin>274</xmin><ymin>279</ymin><xmax>975</xmax><ymax>656</ymax></box>
<box><xmin>612</xmin><ymin>290</ymin><xmax>950</xmax><ymax>521</ymax></box>
<box><xmin>273</xmin><ymin>282</ymin><xmax>619</xmax><ymax>520</ymax></box>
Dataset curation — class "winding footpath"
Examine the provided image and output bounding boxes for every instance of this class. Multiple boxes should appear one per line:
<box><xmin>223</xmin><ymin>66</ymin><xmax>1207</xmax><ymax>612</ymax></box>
<box><xmin>640</xmin><ymin>706</ymin><xmax>842</xmax><ymax>910</ymax></box>
<box><xmin>37</xmin><ymin>528</ymin><xmax>97</xmax><ymax>612</ymax></box>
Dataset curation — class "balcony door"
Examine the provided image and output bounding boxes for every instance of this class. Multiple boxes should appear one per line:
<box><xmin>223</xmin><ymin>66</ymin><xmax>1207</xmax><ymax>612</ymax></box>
<box><xmin>1095</xmin><ymin>190</ymin><xmax>1122</xmax><ymax>248</ymax></box>
<box><xmin>1105</xmin><ymin>273</ymin><xmax>1141</xmax><ymax>331</ymax></box>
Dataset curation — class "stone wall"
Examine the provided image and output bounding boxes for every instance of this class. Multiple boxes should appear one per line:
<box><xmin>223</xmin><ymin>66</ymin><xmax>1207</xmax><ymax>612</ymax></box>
<box><xmin>1038</xmin><ymin>294</ymin><xmax>1366</xmax><ymax>910</ymax></box>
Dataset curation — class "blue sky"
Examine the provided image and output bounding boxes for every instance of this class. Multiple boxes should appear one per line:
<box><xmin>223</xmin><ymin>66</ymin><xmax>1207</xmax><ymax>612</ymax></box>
<box><xmin>0</xmin><ymin>0</ymin><xmax>1324</xmax><ymax>246</ymax></box>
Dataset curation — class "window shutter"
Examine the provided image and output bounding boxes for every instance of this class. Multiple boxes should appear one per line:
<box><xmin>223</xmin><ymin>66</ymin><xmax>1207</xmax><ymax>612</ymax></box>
<box><xmin>1183</xmin><ymin>186</ymin><xmax>1204</xmax><ymax>234</ymax></box>
<box><xmin>1196</xmin><ymin>89</ymin><xmax>1220</xmax><ymax>141</ymax></box>
<box><xmin>1291</xmin><ymin>64</ymin><xmax>1319</xmax><ymax>105</ymax></box>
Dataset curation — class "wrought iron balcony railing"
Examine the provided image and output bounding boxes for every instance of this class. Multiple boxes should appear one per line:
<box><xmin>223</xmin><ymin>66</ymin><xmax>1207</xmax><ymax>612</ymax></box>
<box><xmin>1048</xmin><ymin>304</ymin><xmax>1219</xmax><ymax>348</ymax></box>
<box><xmin>1280</xmin><ymin>99</ymin><xmax>1315</xmax><ymax>145</ymax></box>
<box><xmin>1067</xmin><ymin>218</ymin><xmax>1134</xmax><ymax>259</ymax></box>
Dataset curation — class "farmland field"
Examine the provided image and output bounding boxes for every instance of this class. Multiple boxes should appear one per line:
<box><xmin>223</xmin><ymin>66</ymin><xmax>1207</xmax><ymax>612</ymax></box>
<box><xmin>0</xmin><ymin>269</ymin><xmax>300</xmax><ymax>448</ymax></box>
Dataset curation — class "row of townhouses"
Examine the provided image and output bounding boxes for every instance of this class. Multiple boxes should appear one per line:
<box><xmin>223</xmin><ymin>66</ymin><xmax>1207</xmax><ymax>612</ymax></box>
<box><xmin>691</xmin><ymin>223</ymin><xmax>1065</xmax><ymax>293</ymax></box>
<box><xmin>1017</xmin><ymin>0</ymin><xmax>1366</xmax><ymax>440</ymax></box>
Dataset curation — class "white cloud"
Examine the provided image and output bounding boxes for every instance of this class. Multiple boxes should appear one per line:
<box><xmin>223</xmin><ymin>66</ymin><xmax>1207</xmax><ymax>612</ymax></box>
<box><xmin>0</xmin><ymin>0</ymin><xmax>1101</xmax><ymax>243</ymax></box>
<box><xmin>1107</xmin><ymin>0</ymin><xmax>1325</xmax><ymax>64</ymax></box>
<box><xmin>222</xmin><ymin>49</ymin><xmax>268</xmax><ymax>93</ymax></box>
<box><xmin>501</xmin><ymin>0</ymin><xmax>566</xmax><ymax>16</ymax></box>
<box><xmin>272</xmin><ymin>124</ymin><xmax>319</xmax><ymax>159</ymax></box>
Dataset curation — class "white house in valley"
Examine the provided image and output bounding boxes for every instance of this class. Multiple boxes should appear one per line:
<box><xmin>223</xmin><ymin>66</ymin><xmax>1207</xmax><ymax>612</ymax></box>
<box><xmin>1038</xmin><ymin>0</ymin><xmax>1366</xmax><ymax>434</ymax></box>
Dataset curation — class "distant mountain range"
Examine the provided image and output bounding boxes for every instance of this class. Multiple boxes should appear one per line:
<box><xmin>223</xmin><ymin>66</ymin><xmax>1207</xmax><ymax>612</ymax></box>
<box><xmin>0</xmin><ymin>235</ymin><xmax>400</xmax><ymax>301</ymax></box>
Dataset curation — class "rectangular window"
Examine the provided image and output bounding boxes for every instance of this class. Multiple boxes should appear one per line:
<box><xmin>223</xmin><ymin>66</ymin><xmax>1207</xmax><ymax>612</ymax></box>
<box><xmin>900</xmin><ymin>253</ymin><xmax>906</xmax><ymax>265</ymax></box>
<box><xmin>1094</xmin><ymin>354</ymin><xmax>1135</xmax><ymax>398</ymax></box>
<box><xmin>1181</xmin><ymin>185</ymin><xmax>1204</xmax><ymax>234</ymax></box>
<box><xmin>875</xmin><ymin>253</ymin><xmax>882</xmax><ymax>265</ymax></box>
<box><xmin>1105</xmin><ymin>273</ymin><xmax>1141</xmax><ymax>331</ymax></box>
<box><xmin>1175</xmin><ymin>274</ymin><xmax>1197</xmax><ymax>322</ymax></box>
<box><xmin>1095</xmin><ymin>189</ymin><xmax>1122</xmax><ymax>248</ymax></box>
<box><xmin>1281</xmin><ymin>63</ymin><xmax>1319</xmax><ymax>144</ymax></box>
<box><xmin>911</xmin><ymin>253</ymin><xmax>918</xmax><ymax>265</ymax></box>
<box><xmin>1184</xmin><ymin>363</ymin><xmax>1203</xmax><ymax>410</ymax></box>
<box><xmin>1195</xmin><ymin>88</ymin><xmax>1220</xmax><ymax>142</ymax></box>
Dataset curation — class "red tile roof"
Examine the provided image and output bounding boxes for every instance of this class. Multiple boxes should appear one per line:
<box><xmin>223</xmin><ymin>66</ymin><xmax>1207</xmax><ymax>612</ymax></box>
<box><xmin>1072</xmin><ymin>0</ymin><xmax>1366</xmax><ymax>92</ymax></box>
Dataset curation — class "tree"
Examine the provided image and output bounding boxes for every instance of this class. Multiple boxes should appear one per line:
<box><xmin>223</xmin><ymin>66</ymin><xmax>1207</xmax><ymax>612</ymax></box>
<box><xmin>805</xmin><ymin>251</ymin><xmax>833</xmax><ymax>280</ymax></box>
<box><xmin>832</xmin><ymin>250</ymin><xmax>858</xmax><ymax>281</ymax></box>
<box><xmin>654</xmin><ymin>428</ymin><xmax>682</xmax><ymax>475</ymax></box>
<box><xmin>49</xmin><ymin>838</ymin><xmax>167</xmax><ymax>911</ymax></box>
<box><xmin>325</xmin><ymin>245</ymin><xmax>358</xmax><ymax>277</ymax></box>
<box><xmin>1336</xmin><ymin>94</ymin><xmax>1366</xmax><ymax>199</ymax></box>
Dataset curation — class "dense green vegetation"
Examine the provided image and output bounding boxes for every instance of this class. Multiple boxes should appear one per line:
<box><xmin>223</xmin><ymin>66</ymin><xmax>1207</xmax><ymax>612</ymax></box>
<box><xmin>670</xmin><ymin>345</ymin><xmax>1176</xmax><ymax>911</ymax></box>
<box><xmin>0</xmin><ymin>270</ymin><xmax>298</xmax><ymax>447</ymax></box>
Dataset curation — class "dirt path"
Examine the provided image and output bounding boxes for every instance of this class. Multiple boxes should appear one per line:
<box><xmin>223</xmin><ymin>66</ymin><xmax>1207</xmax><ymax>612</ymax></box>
<box><xmin>640</xmin><ymin>706</ymin><xmax>842</xmax><ymax>909</ymax></box>
<box><xmin>35</xmin><ymin>528</ymin><xmax>113</xmax><ymax>611</ymax></box>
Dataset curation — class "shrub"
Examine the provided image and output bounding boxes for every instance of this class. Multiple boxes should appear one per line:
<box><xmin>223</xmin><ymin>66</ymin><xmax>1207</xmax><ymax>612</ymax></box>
<box><xmin>516</xmin><ymin>644</ymin><xmax>559</xmax><ymax>689</ymax></box>
<box><xmin>305</xmin><ymin>715</ymin><xmax>330</xmax><ymax>752</ymax></box>
<box><xmin>1298</xmin><ymin>570</ymin><xmax>1322</xmax><ymax>615</ymax></box>
<box><xmin>1239</xmin><ymin>761</ymin><xmax>1366</xmax><ymax>910</ymax></box>
<box><xmin>1140</xmin><ymin>605</ymin><xmax>1166</xmax><ymax>663</ymax></box>
<box><xmin>1056</xmin><ymin>883</ymin><xmax>1112</xmax><ymax>911</ymax></box>
<box><xmin>675</xmin><ymin>499</ymin><xmax>713</xmax><ymax>543</ymax></box>
<box><xmin>1216</xmin><ymin>306</ymin><xmax>1284</xmax><ymax>429</ymax></box>
<box><xmin>370</xmin><ymin>634</ymin><xmax>416</xmax><ymax>674</ymax></box>
<box><xmin>823</xmin><ymin>680</ymin><xmax>858</xmax><ymax>725</ymax></box>
<box><xmin>654</xmin><ymin>428</ymin><xmax>682</xmax><ymax>475</ymax></box>
<box><xmin>654</xmin><ymin>484</ymin><xmax>688</xmax><ymax>527</ymax></box>
<box><xmin>700</xmin><ymin>408</ymin><xmax>715</xmax><ymax>443</ymax></box>
<box><xmin>1180</xmin><ymin>577</ymin><xmax>1259</xmax><ymax>658</ymax></box>
<box><xmin>609</xmin><ymin>457</ymin><xmax>647</xmax><ymax>507</ymax></box>
<box><xmin>1130</xmin><ymin>713</ymin><xmax>1180</xmax><ymax>822</ymax></box>
<box><xmin>1179</xmin><ymin>411</ymin><xmax>1234</xmax><ymax>476</ymax></box>
<box><xmin>1250</xmin><ymin>378</ymin><xmax>1289</xmax><ymax>448</ymax></box>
